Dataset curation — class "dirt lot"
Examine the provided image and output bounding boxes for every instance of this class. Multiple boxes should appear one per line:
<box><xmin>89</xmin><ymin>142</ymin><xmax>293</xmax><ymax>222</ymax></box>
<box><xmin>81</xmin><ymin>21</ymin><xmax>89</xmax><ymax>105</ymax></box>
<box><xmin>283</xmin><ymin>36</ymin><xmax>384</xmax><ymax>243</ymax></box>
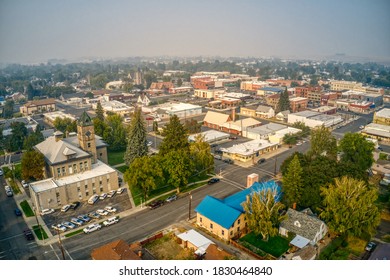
<box><xmin>144</xmin><ymin>233</ymin><xmax>196</xmax><ymax>260</ymax></box>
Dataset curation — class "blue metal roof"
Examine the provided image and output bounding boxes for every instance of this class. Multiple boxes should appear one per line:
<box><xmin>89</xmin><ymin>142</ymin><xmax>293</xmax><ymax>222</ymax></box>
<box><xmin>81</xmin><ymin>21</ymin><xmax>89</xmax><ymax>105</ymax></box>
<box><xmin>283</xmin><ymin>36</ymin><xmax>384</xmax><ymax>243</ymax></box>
<box><xmin>259</xmin><ymin>87</ymin><xmax>284</xmax><ymax>92</ymax></box>
<box><xmin>223</xmin><ymin>181</ymin><xmax>281</xmax><ymax>212</ymax></box>
<box><xmin>195</xmin><ymin>181</ymin><xmax>282</xmax><ymax>229</ymax></box>
<box><xmin>195</xmin><ymin>196</ymin><xmax>242</xmax><ymax>229</ymax></box>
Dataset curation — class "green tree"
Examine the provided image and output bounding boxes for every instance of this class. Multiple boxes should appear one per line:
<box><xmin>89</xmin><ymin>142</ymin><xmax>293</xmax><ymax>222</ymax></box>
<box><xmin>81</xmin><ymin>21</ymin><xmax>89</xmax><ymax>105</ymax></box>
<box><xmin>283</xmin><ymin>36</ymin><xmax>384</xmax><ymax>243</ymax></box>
<box><xmin>338</xmin><ymin>133</ymin><xmax>375</xmax><ymax>178</ymax></box>
<box><xmin>9</xmin><ymin>122</ymin><xmax>28</xmax><ymax>152</ymax></box>
<box><xmin>243</xmin><ymin>186</ymin><xmax>286</xmax><ymax>241</ymax></box>
<box><xmin>159</xmin><ymin>114</ymin><xmax>189</xmax><ymax>155</ymax></box>
<box><xmin>26</xmin><ymin>83</ymin><xmax>35</xmax><ymax>100</ymax></box>
<box><xmin>124</xmin><ymin>156</ymin><xmax>163</xmax><ymax>201</ymax></box>
<box><xmin>93</xmin><ymin>118</ymin><xmax>107</xmax><ymax>137</ymax></box>
<box><xmin>124</xmin><ymin>109</ymin><xmax>148</xmax><ymax>165</ymax></box>
<box><xmin>3</xmin><ymin>100</ymin><xmax>14</xmax><ymax>118</ymax></box>
<box><xmin>177</xmin><ymin>78</ymin><xmax>183</xmax><ymax>87</ymax></box>
<box><xmin>184</xmin><ymin>119</ymin><xmax>202</xmax><ymax>134</ymax></box>
<box><xmin>282</xmin><ymin>154</ymin><xmax>304</xmax><ymax>208</ymax></box>
<box><xmin>53</xmin><ymin>117</ymin><xmax>77</xmax><ymax>134</ymax></box>
<box><xmin>320</xmin><ymin>176</ymin><xmax>380</xmax><ymax>237</ymax></box>
<box><xmin>23</xmin><ymin>126</ymin><xmax>44</xmax><ymax>150</ymax></box>
<box><xmin>189</xmin><ymin>134</ymin><xmax>214</xmax><ymax>176</ymax></box>
<box><xmin>308</xmin><ymin>125</ymin><xmax>337</xmax><ymax>160</ymax></box>
<box><xmin>104</xmin><ymin>114</ymin><xmax>127</xmax><ymax>151</ymax></box>
<box><xmin>162</xmin><ymin>150</ymin><xmax>194</xmax><ymax>193</ymax></box>
<box><xmin>277</xmin><ymin>88</ymin><xmax>290</xmax><ymax>113</ymax></box>
<box><xmin>95</xmin><ymin>101</ymin><xmax>104</xmax><ymax>121</ymax></box>
<box><xmin>21</xmin><ymin>150</ymin><xmax>45</xmax><ymax>181</ymax></box>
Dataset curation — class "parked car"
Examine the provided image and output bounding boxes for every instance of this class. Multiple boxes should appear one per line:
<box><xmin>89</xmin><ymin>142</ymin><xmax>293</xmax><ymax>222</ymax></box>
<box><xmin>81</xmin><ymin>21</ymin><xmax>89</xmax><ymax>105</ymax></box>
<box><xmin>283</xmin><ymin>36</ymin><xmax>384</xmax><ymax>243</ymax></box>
<box><xmin>146</xmin><ymin>140</ymin><xmax>153</xmax><ymax>146</ymax></box>
<box><xmin>51</xmin><ymin>224</ymin><xmax>67</xmax><ymax>232</ymax></box>
<box><xmin>71</xmin><ymin>217</ymin><xmax>84</xmax><ymax>226</ymax></box>
<box><xmin>378</xmin><ymin>146</ymin><xmax>383</xmax><ymax>151</ymax></box>
<box><xmin>104</xmin><ymin>206</ymin><xmax>117</xmax><ymax>213</ymax></box>
<box><xmin>5</xmin><ymin>185</ymin><xmax>13</xmax><ymax>197</ymax></box>
<box><xmin>62</xmin><ymin>221</ymin><xmax>76</xmax><ymax>229</ymax></box>
<box><xmin>83</xmin><ymin>223</ymin><xmax>101</xmax><ymax>234</ymax></box>
<box><xmin>15</xmin><ymin>208</ymin><xmax>22</xmax><ymax>216</ymax></box>
<box><xmin>208</xmin><ymin>178</ymin><xmax>220</xmax><ymax>184</ymax></box>
<box><xmin>365</xmin><ymin>241</ymin><xmax>377</xmax><ymax>252</ymax></box>
<box><xmin>96</xmin><ymin>209</ymin><xmax>109</xmax><ymax>216</ymax></box>
<box><xmin>0</xmin><ymin>169</ymin><xmax>3</xmax><ymax>176</ymax></box>
<box><xmin>88</xmin><ymin>194</ymin><xmax>99</xmax><ymax>205</ymax></box>
<box><xmin>70</xmin><ymin>202</ymin><xmax>80</xmax><ymax>210</ymax></box>
<box><xmin>257</xmin><ymin>158</ymin><xmax>266</xmax><ymax>164</ymax></box>
<box><xmin>61</xmin><ymin>204</ymin><xmax>71</xmax><ymax>212</ymax></box>
<box><xmin>21</xmin><ymin>180</ymin><xmax>29</xmax><ymax>188</ymax></box>
<box><xmin>229</xmin><ymin>135</ymin><xmax>238</xmax><ymax>140</ymax></box>
<box><xmin>148</xmin><ymin>200</ymin><xmax>164</xmax><ymax>209</ymax></box>
<box><xmin>23</xmin><ymin>229</ymin><xmax>34</xmax><ymax>241</ymax></box>
<box><xmin>117</xmin><ymin>187</ymin><xmax>125</xmax><ymax>194</ymax></box>
<box><xmin>88</xmin><ymin>212</ymin><xmax>101</xmax><ymax>219</ymax></box>
<box><xmin>99</xmin><ymin>193</ymin><xmax>108</xmax><ymax>200</ymax></box>
<box><xmin>103</xmin><ymin>217</ymin><xmax>119</xmax><ymax>227</ymax></box>
<box><xmin>40</xmin><ymin>208</ymin><xmax>55</xmax><ymax>216</ymax></box>
<box><xmin>166</xmin><ymin>194</ymin><xmax>178</xmax><ymax>203</ymax></box>
<box><xmin>107</xmin><ymin>190</ymin><xmax>117</xmax><ymax>198</ymax></box>
<box><xmin>223</xmin><ymin>158</ymin><xmax>234</xmax><ymax>164</ymax></box>
<box><xmin>78</xmin><ymin>214</ymin><xmax>91</xmax><ymax>223</ymax></box>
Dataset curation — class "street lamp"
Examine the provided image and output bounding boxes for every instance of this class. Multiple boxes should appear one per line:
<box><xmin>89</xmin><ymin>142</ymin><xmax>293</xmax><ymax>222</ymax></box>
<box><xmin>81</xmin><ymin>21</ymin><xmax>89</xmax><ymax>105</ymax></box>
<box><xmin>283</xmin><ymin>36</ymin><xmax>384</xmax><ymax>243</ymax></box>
<box><xmin>188</xmin><ymin>192</ymin><xmax>192</xmax><ymax>221</ymax></box>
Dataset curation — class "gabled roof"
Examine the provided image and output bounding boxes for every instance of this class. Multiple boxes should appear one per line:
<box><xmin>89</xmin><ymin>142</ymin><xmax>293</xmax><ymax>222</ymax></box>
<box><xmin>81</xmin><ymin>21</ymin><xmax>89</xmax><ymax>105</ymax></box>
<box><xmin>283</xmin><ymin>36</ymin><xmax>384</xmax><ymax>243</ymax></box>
<box><xmin>256</xmin><ymin>105</ymin><xmax>273</xmax><ymax>113</ymax></box>
<box><xmin>78</xmin><ymin>111</ymin><xmax>92</xmax><ymax>127</ymax></box>
<box><xmin>203</xmin><ymin>111</ymin><xmax>231</xmax><ymax>126</ymax></box>
<box><xmin>195</xmin><ymin>196</ymin><xmax>242</xmax><ymax>229</ymax></box>
<box><xmin>280</xmin><ymin>208</ymin><xmax>326</xmax><ymax>241</ymax></box>
<box><xmin>35</xmin><ymin>136</ymin><xmax>90</xmax><ymax>165</ymax></box>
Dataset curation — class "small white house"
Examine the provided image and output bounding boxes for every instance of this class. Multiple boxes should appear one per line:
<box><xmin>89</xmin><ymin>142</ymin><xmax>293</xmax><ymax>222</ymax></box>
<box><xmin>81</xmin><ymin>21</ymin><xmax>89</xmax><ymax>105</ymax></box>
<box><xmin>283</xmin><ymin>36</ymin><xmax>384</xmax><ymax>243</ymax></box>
<box><xmin>256</xmin><ymin>105</ymin><xmax>275</xmax><ymax>119</ymax></box>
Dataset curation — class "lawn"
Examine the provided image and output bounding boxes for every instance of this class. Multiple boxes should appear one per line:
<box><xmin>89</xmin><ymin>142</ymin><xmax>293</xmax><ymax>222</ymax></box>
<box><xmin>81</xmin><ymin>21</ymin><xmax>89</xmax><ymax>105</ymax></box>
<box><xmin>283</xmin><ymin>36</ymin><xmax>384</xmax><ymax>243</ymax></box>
<box><xmin>107</xmin><ymin>150</ymin><xmax>125</xmax><ymax>166</ymax></box>
<box><xmin>239</xmin><ymin>232</ymin><xmax>290</xmax><ymax>258</ymax></box>
<box><xmin>32</xmin><ymin>225</ymin><xmax>48</xmax><ymax>240</ymax></box>
<box><xmin>20</xmin><ymin>200</ymin><xmax>34</xmax><ymax>217</ymax></box>
<box><xmin>319</xmin><ymin>234</ymin><xmax>366</xmax><ymax>260</ymax></box>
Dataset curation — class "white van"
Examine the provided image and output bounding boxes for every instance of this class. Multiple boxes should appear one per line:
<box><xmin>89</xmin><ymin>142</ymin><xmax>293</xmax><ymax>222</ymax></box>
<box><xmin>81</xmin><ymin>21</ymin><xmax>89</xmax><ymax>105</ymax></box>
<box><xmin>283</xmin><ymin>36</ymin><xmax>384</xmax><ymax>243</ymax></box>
<box><xmin>88</xmin><ymin>194</ymin><xmax>99</xmax><ymax>205</ymax></box>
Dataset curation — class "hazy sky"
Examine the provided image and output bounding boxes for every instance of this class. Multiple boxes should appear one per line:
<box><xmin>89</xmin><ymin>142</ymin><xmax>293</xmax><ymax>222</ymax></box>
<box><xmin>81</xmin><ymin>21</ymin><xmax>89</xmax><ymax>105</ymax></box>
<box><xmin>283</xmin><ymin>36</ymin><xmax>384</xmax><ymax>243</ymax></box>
<box><xmin>0</xmin><ymin>0</ymin><xmax>389</xmax><ymax>63</ymax></box>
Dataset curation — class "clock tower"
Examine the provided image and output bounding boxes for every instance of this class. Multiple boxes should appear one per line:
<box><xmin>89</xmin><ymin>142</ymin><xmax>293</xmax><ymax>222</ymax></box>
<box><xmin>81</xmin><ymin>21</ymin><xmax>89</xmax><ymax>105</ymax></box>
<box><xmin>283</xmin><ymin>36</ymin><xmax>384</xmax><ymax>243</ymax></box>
<box><xmin>77</xmin><ymin>111</ymin><xmax>97</xmax><ymax>163</ymax></box>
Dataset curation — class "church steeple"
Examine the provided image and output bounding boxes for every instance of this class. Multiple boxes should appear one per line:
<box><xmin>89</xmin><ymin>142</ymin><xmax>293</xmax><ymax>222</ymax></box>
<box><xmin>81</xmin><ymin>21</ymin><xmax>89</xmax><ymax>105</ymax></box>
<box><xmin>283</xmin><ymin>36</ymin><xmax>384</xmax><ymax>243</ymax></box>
<box><xmin>77</xmin><ymin>111</ymin><xmax>97</xmax><ymax>163</ymax></box>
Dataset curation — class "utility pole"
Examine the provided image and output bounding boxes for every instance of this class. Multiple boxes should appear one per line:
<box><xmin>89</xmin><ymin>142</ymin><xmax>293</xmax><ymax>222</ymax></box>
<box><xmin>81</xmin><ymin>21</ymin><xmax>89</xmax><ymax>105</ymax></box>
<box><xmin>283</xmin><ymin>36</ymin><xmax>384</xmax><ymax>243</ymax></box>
<box><xmin>57</xmin><ymin>228</ymin><xmax>65</xmax><ymax>260</ymax></box>
<box><xmin>188</xmin><ymin>192</ymin><xmax>192</xmax><ymax>221</ymax></box>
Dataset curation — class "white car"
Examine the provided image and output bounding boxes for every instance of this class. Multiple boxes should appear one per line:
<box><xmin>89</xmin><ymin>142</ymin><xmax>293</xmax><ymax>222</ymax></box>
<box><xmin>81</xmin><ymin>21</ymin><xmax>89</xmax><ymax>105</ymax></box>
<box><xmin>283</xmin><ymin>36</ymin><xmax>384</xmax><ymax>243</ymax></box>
<box><xmin>96</xmin><ymin>209</ymin><xmax>109</xmax><ymax>216</ymax></box>
<box><xmin>107</xmin><ymin>190</ymin><xmax>117</xmax><ymax>198</ymax></box>
<box><xmin>103</xmin><ymin>217</ymin><xmax>119</xmax><ymax>227</ymax></box>
<box><xmin>104</xmin><ymin>206</ymin><xmax>117</xmax><ymax>213</ymax></box>
<box><xmin>62</xmin><ymin>221</ymin><xmax>76</xmax><ymax>229</ymax></box>
<box><xmin>99</xmin><ymin>193</ymin><xmax>107</xmax><ymax>200</ymax></box>
<box><xmin>83</xmin><ymin>223</ymin><xmax>101</xmax><ymax>234</ymax></box>
<box><xmin>117</xmin><ymin>187</ymin><xmax>125</xmax><ymax>194</ymax></box>
<box><xmin>0</xmin><ymin>169</ymin><xmax>3</xmax><ymax>176</ymax></box>
<box><xmin>21</xmin><ymin>180</ymin><xmax>29</xmax><ymax>188</ymax></box>
<box><xmin>61</xmin><ymin>204</ymin><xmax>71</xmax><ymax>212</ymax></box>
<box><xmin>51</xmin><ymin>224</ymin><xmax>67</xmax><ymax>232</ymax></box>
<box><xmin>40</xmin><ymin>208</ymin><xmax>55</xmax><ymax>216</ymax></box>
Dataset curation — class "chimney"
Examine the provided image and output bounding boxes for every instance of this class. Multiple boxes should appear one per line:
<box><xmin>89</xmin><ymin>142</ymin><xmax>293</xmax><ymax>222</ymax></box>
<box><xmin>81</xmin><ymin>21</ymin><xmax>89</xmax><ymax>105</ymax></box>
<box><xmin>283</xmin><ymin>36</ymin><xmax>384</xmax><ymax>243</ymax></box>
<box><xmin>247</xmin><ymin>173</ymin><xmax>259</xmax><ymax>188</ymax></box>
<box><xmin>65</xmin><ymin>130</ymin><xmax>69</xmax><ymax>138</ymax></box>
<box><xmin>53</xmin><ymin>131</ymin><xmax>64</xmax><ymax>142</ymax></box>
<box><xmin>231</xmin><ymin>107</ymin><xmax>236</xmax><ymax>122</ymax></box>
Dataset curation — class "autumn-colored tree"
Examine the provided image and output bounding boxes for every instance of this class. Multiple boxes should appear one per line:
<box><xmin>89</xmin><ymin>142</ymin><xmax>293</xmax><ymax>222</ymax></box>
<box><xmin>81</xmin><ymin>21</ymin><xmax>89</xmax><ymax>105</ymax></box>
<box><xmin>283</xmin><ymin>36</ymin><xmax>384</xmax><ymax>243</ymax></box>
<box><xmin>21</xmin><ymin>150</ymin><xmax>45</xmax><ymax>181</ymax></box>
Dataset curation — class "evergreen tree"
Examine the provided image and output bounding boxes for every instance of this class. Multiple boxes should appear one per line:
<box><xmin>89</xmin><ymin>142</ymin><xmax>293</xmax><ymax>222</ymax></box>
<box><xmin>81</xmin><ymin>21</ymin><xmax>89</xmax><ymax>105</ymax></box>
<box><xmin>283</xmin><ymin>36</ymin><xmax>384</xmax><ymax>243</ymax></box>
<box><xmin>282</xmin><ymin>154</ymin><xmax>304</xmax><ymax>208</ymax></box>
<box><xmin>159</xmin><ymin>114</ymin><xmax>189</xmax><ymax>155</ymax></box>
<box><xmin>23</xmin><ymin>125</ymin><xmax>44</xmax><ymax>150</ymax></box>
<box><xmin>124</xmin><ymin>109</ymin><xmax>148</xmax><ymax>165</ymax></box>
<box><xmin>95</xmin><ymin>101</ymin><xmax>104</xmax><ymax>121</ymax></box>
<box><xmin>277</xmin><ymin>88</ymin><xmax>290</xmax><ymax>113</ymax></box>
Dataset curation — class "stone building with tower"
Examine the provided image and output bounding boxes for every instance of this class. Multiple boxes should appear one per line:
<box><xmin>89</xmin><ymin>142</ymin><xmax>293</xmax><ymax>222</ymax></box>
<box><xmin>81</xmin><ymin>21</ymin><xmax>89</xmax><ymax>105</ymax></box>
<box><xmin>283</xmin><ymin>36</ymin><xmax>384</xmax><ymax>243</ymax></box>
<box><xmin>29</xmin><ymin>111</ymin><xmax>119</xmax><ymax>211</ymax></box>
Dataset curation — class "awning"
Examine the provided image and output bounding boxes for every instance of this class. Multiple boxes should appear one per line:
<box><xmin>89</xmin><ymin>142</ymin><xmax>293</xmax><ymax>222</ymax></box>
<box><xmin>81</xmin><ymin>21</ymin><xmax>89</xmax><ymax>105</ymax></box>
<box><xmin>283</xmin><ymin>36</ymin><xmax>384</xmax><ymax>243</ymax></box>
<box><xmin>290</xmin><ymin>235</ymin><xmax>310</xmax><ymax>249</ymax></box>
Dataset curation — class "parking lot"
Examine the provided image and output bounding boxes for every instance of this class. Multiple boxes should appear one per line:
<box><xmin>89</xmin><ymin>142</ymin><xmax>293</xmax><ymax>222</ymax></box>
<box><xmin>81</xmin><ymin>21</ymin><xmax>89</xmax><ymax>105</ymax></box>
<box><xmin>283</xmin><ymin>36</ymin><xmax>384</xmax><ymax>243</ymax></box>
<box><xmin>40</xmin><ymin>189</ymin><xmax>132</xmax><ymax>235</ymax></box>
